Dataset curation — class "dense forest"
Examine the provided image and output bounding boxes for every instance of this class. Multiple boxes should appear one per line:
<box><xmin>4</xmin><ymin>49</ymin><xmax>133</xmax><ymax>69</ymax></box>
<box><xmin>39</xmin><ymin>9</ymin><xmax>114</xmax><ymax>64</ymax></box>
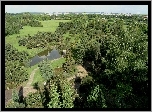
<box><xmin>5</xmin><ymin>12</ymin><xmax>148</xmax><ymax>109</ymax></box>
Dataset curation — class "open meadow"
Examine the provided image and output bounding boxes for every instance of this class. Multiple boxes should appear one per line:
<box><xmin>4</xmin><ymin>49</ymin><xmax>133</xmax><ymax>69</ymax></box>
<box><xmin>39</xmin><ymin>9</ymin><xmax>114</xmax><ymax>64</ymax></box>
<box><xmin>6</xmin><ymin>20</ymin><xmax>70</xmax><ymax>57</ymax></box>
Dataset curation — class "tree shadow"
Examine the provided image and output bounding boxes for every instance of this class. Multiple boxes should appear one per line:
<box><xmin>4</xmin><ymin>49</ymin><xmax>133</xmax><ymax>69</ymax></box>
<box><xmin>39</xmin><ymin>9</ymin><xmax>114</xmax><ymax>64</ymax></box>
<box><xmin>74</xmin><ymin>76</ymin><xmax>81</xmax><ymax>95</ymax></box>
<box><xmin>42</xmin><ymin>85</ymin><xmax>51</xmax><ymax>108</ymax></box>
<box><xmin>18</xmin><ymin>86</ymin><xmax>23</xmax><ymax>103</ymax></box>
<box><xmin>73</xmin><ymin>75</ymin><xmax>95</xmax><ymax>108</ymax></box>
<box><xmin>31</xmin><ymin>82</ymin><xmax>46</xmax><ymax>108</ymax></box>
<box><xmin>33</xmin><ymin>82</ymin><xmax>40</xmax><ymax>90</ymax></box>
<box><xmin>73</xmin><ymin>76</ymin><xmax>88</xmax><ymax>108</ymax></box>
<box><xmin>56</xmin><ymin>81</ymin><xmax>63</xmax><ymax>104</ymax></box>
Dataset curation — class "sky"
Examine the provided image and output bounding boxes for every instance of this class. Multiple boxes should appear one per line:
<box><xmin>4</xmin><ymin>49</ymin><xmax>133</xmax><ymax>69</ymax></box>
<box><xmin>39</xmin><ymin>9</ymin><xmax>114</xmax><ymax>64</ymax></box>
<box><xmin>5</xmin><ymin>5</ymin><xmax>148</xmax><ymax>14</ymax></box>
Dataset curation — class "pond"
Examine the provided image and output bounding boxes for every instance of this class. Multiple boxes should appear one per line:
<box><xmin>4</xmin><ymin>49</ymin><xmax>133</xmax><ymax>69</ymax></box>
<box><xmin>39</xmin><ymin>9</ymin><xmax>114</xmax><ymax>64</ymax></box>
<box><xmin>25</xmin><ymin>48</ymin><xmax>61</xmax><ymax>67</ymax></box>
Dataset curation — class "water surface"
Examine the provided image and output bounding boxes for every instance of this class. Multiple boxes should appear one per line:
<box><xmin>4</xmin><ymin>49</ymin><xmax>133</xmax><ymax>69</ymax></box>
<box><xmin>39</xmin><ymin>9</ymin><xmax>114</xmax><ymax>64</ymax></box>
<box><xmin>29</xmin><ymin>48</ymin><xmax>61</xmax><ymax>66</ymax></box>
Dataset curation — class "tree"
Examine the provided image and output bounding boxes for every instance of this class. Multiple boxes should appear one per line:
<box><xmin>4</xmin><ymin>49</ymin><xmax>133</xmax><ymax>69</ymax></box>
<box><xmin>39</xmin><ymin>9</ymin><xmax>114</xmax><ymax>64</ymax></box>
<box><xmin>47</xmin><ymin>83</ymin><xmax>62</xmax><ymax>108</ymax></box>
<box><xmin>38</xmin><ymin>60</ymin><xmax>54</xmax><ymax>87</ymax></box>
<box><xmin>59</xmin><ymin>80</ymin><xmax>75</xmax><ymax>108</ymax></box>
<box><xmin>86</xmin><ymin>85</ymin><xmax>107</xmax><ymax>108</ymax></box>
<box><xmin>12</xmin><ymin>90</ymin><xmax>20</xmax><ymax>102</ymax></box>
<box><xmin>68</xmin><ymin>14</ymin><xmax>148</xmax><ymax>108</ymax></box>
<box><xmin>25</xmin><ymin>92</ymin><xmax>44</xmax><ymax>108</ymax></box>
<box><xmin>6</xmin><ymin>90</ymin><xmax>25</xmax><ymax>108</ymax></box>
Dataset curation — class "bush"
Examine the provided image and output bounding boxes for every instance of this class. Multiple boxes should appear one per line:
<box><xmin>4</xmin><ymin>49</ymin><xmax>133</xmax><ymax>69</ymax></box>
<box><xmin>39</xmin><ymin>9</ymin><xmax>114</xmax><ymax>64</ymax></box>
<box><xmin>6</xmin><ymin>90</ymin><xmax>25</xmax><ymax>108</ymax></box>
<box><xmin>25</xmin><ymin>92</ymin><xmax>44</xmax><ymax>108</ymax></box>
<box><xmin>6</xmin><ymin>101</ymin><xmax>25</xmax><ymax>108</ymax></box>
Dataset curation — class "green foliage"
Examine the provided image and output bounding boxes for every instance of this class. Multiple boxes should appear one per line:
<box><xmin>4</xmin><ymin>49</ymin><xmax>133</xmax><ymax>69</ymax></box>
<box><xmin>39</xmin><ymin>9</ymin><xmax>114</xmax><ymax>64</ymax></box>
<box><xmin>12</xmin><ymin>90</ymin><xmax>20</xmax><ymax>102</ymax></box>
<box><xmin>18</xmin><ymin>32</ymin><xmax>61</xmax><ymax>49</ymax></box>
<box><xmin>38</xmin><ymin>60</ymin><xmax>54</xmax><ymax>82</ymax></box>
<box><xmin>5</xmin><ymin>12</ymin><xmax>47</xmax><ymax>36</ymax></box>
<box><xmin>5</xmin><ymin>13</ymin><xmax>22</xmax><ymax>36</ymax></box>
<box><xmin>66</xmin><ymin>15</ymin><xmax>148</xmax><ymax>108</ymax></box>
<box><xmin>5</xmin><ymin>13</ymin><xmax>148</xmax><ymax>108</ymax></box>
<box><xmin>5</xmin><ymin>43</ymin><xmax>29</xmax><ymax>89</ymax></box>
<box><xmin>5</xmin><ymin>43</ymin><xmax>29</xmax><ymax>63</ymax></box>
<box><xmin>112</xmin><ymin>83</ymin><xmax>133</xmax><ymax>108</ymax></box>
<box><xmin>6</xmin><ymin>101</ymin><xmax>25</xmax><ymax>108</ymax></box>
<box><xmin>6</xmin><ymin>90</ymin><xmax>25</xmax><ymax>108</ymax></box>
<box><xmin>81</xmin><ymin>75</ymin><xmax>93</xmax><ymax>84</ymax></box>
<box><xmin>25</xmin><ymin>92</ymin><xmax>44</xmax><ymax>108</ymax></box>
<box><xmin>5</xmin><ymin>60</ymin><xmax>29</xmax><ymax>89</ymax></box>
<box><xmin>28</xmin><ymin>20</ymin><xmax>43</xmax><ymax>27</ymax></box>
<box><xmin>59</xmin><ymin>80</ymin><xmax>75</xmax><ymax>108</ymax></box>
<box><xmin>86</xmin><ymin>85</ymin><xmax>107</xmax><ymax>108</ymax></box>
<box><xmin>18</xmin><ymin>38</ymin><xmax>28</xmax><ymax>46</ymax></box>
<box><xmin>47</xmin><ymin>83</ymin><xmax>62</xmax><ymax>108</ymax></box>
<box><xmin>47</xmin><ymin>79</ymin><xmax>75</xmax><ymax>108</ymax></box>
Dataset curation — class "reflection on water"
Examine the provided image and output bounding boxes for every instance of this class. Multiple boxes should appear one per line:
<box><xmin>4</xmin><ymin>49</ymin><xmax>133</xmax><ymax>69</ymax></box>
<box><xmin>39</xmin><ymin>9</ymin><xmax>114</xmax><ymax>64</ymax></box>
<box><xmin>37</xmin><ymin>48</ymin><xmax>53</xmax><ymax>57</ymax></box>
<box><xmin>29</xmin><ymin>48</ymin><xmax>61</xmax><ymax>66</ymax></box>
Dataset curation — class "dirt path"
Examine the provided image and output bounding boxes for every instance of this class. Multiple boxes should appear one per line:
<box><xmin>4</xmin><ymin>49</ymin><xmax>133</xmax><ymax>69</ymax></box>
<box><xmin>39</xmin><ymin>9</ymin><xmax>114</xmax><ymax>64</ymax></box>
<box><xmin>23</xmin><ymin>57</ymin><xmax>64</xmax><ymax>97</ymax></box>
<box><xmin>25</xmin><ymin>67</ymin><xmax>39</xmax><ymax>87</ymax></box>
<box><xmin>5</xmin><ymin>58</ymin><xmax>87</xmax><ymax>105</ymax></box>
<box><xmin>23</xmin><ymin>67</ymin><xmax>39</xmax><ymax>97</ymax></box>
<box><xmin>23</xmin><ymin>64</ymin><xmax>88</xmax><ymax>97</ymax></box>
<box><xmin>5</xmin><ymin>67</ymin><xmax>39</xmax><ymax>105</ymax></box>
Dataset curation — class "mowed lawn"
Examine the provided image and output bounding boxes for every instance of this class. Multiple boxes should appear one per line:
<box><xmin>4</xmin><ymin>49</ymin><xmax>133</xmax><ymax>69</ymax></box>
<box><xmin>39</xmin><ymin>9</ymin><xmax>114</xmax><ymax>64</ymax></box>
<box><xmin>5</xmin><ymin>20</ymin><xmax>70</xmax><ymax>57</ymax></box>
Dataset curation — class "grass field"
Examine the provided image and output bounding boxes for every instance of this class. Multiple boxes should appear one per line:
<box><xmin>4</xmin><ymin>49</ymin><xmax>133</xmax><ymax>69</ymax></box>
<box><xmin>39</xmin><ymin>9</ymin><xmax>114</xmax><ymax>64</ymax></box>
<box><xmin>5</xmin><ymin>20</ymin><xmax>69</xmax><ymax>87</ymax></box>
<box><xmin>50</xmin><ymin>57</ymin><xmax>66</xmax><ymax>69</ymax></box>
<box><xmin>6</xmin><ymin>20</ymin><xmax>70</xmax><ymax>57</ymax></box>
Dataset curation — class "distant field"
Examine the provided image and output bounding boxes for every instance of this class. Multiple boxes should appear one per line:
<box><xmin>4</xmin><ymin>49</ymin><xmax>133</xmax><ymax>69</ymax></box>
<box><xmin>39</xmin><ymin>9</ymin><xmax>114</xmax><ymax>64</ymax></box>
<box><xmin>5</xmin><ymin>20</ymin><xmax>70</xmax><ymax>57</ymax></box>
<box><xmin>6</xmin><ymin>20</ymin><xmax>69</xmax><ymax>87</ymax></box>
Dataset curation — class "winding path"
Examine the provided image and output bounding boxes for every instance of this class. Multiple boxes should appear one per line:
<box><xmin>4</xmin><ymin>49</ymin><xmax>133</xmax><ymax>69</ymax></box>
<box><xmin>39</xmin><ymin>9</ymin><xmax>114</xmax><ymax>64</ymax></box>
<box><xmin>23</xmin><ymin>67</ymin><xmax>39</xmax><ymax>97</ymax></box>
<box><xmin>22</xmin><ymin>63</ymin><xmax>88</xmax><ymax>97</ymax></box>
<box><xmin>23</xmin><ymin>57</ymin><xmax>62</xmax><ymax>97</ymax></box>
<box><xmin>23</xmin><ymin>57</ymin><xmax>64</xmax><ymax>97</ymax></box>
<box><xmin>5</xmin><ymin>57</ymin><xmax>88</xmax><ymax>105</ymax></box>
<box><xmin>25</xmin><ymin>68</ymin><xmax>39</xmax><ymax>87</ymax></box>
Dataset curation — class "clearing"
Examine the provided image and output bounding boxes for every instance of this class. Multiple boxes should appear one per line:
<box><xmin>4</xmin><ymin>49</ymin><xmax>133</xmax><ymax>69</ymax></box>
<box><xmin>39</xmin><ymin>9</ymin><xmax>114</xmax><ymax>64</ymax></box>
<box><xmin>5</xmin><ymin>20</ymin><xmax>70</xmax><ymax>57</ymax></box>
